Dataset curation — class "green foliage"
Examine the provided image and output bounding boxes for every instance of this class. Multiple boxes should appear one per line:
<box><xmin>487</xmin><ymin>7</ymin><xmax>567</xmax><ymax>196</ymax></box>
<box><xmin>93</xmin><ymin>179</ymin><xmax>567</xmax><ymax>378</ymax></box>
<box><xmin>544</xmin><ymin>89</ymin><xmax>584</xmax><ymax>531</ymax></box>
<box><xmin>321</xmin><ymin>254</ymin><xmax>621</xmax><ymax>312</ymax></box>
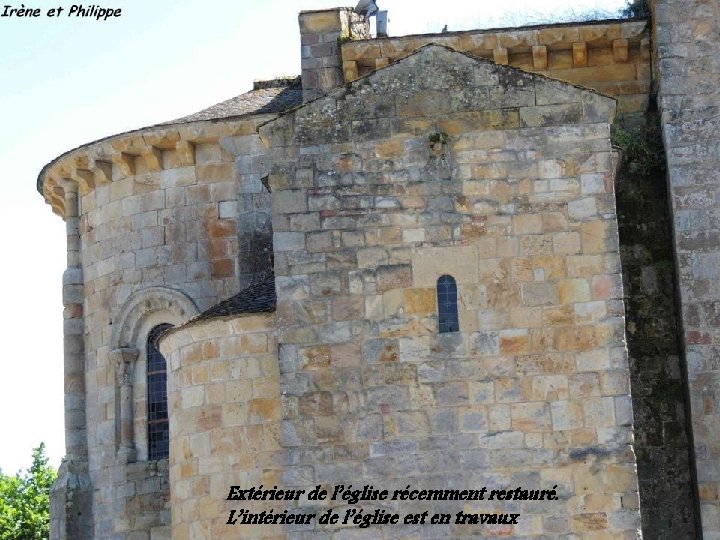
<box><xmin>0</xmin><ymin>444</ymin><xmax>57</xmax><ymax>540</ymax></box>
<box><xmin>621</xmin><ymin>0</ymin><xmax>651</xmax><ymax>18</ymax></box>
<box><xmin>487</xmin><ymin>7</ymin><xmax>618</xmax><ymax>28</ymax></box>
<box><xmin>612</xmin><ymin>119</ymin><xmax>667</xmax><ymax>178</ymax></box>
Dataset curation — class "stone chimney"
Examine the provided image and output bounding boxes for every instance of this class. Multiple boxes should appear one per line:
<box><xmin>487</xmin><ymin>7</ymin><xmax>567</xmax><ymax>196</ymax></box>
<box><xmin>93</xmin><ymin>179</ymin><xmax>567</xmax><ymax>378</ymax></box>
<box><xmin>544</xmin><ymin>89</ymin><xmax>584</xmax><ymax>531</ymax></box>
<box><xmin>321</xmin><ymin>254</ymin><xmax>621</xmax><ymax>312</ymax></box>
<box><xmin>299</xmin><ymin>7</ymin><xmax>370</xmax><ymax>102</ymax></box>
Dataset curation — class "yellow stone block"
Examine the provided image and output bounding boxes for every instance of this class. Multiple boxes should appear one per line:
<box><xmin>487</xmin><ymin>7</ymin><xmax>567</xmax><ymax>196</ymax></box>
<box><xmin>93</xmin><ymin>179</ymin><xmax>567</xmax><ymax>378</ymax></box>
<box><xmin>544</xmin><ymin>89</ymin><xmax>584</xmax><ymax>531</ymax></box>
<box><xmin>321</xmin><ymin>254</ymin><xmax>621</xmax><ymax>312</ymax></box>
<box><xmin>343</xmin><ymin>60</ymin><xmax>358</xmax><ymax>82</ymax></box>
<box><xmin>567</xmin><ymin>255</ymin><xmax>604</xmax><ymax>277</ymax></box>
<box><xmin>375</xmin><ymin>139</ymin><xmax>405</xmax><ymax>159</ymax></box>
<box><xmin>221</xmin><ymin>402</ymin><xmax>246</xmax><ymax>425</ymax></box>
<box><xmin>248</xmin><ymin>398</ymin><xmax>281</xmax><ymax>423</ymax></box>
<box><xmin>612</xmin><ymin>38</ymin><xmax>629</xmax><ymax>63</ymax></box>
<box><xmin>514</xmin><ymin>214</ymin><xmax>543</xmax><ymax>235</ymax></box>
<box><xmin>191</xmin><ymin>364</ymin><xmax>209</xmax><ymax>385</ymax></box>
<box><xmin>574</xmin><ymin>465</ymin><xmax>605</xmax><ymax>496</ymax></box>
<box><xmin>582</xmin><ymin>220</ymin><xmax>610</xmax><ymax>254</ymax></box>
<box><xmin>299</xmin><ymin>345</ymin><xmax>331</xmax><ymax>370</ymax></box>
<box><xmin>196</xmin><ymin>163</ymin><xmax>233</xmax><ymax>183</ymax></box>
<box><xmin>532</xmin><ymin>255</ymin><xmax>567</xmax><ymax>280</ymax></box>
<box><xmin>404</xmin><ymin>288</ymin><xmax>436</xmax><ymax>314</ymax></box>
<box><xmin>241</xmin><ymin>333</ymin><xmax>268</xmax><ymax>353</ymax></box>
<box><xmin>500</xmin><ymin>329</ymin><xmax>530</xmax><ymax>354</ymax></box>
<box><xmin>532</xmin><ymin>45</ymin><xmax>548</xmax><ymax>70</ymax></box>
<box><xmin>412</xmin><ymin>245</ymin><xmax>479</xmax><ymax>287</ymax></box>
<box><xmin>558</xmin><ymin>278</ymin><xmax>591</xmax><ymax>303</ymax></box>
<box><xmin>493</xmin><ymin>47</ymin><xmax>509</xmax><ymax>65</ymax></box>
<box><xmin>555</xmin><ymin>326</ymin><xmax>596</xmax><ymax>351</ymax></box>
<box><xmin>572</xmin><ymin>42</ymin><xmax>588</xmax><ymax>68</ymax></box>
<box><xmin>571</xmin><ymin>512</ymin><xmax>608</xmax><ymax>532</ymax></box>
<box><xmin>299</xmin><ymin>10</ymin><xmax>340</xmax><ymax>33</ymax></box>
<box><xmin>202</xmin><ymin>340</ymin><xmax>219</xmax><ymax>359</ymax></box>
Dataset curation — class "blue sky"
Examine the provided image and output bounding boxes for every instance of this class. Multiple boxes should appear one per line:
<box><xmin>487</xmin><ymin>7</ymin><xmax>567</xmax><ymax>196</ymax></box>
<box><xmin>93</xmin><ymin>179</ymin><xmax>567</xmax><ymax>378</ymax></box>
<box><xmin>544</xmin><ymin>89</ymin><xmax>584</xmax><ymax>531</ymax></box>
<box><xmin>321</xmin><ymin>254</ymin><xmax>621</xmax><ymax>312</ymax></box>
<box><xmin>0</xmin><ymin>0</ymin><xmax>626</xmax><ymax>474</ymax></box>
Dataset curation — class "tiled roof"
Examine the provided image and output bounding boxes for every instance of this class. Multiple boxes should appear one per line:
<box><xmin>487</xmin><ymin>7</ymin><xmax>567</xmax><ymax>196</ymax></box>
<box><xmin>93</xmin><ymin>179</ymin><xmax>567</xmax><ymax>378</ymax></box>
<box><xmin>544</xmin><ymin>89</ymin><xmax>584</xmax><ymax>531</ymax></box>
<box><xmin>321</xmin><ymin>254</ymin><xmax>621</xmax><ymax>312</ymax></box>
<box><xmin>172</xmin><ymin>77</ymin><xmax>302</xmax><ymax>123</ymax></box>
<box><xmin>194</xmin><ymin>278</ymin><xmax>277</xmax><ymax>321</ymax></box>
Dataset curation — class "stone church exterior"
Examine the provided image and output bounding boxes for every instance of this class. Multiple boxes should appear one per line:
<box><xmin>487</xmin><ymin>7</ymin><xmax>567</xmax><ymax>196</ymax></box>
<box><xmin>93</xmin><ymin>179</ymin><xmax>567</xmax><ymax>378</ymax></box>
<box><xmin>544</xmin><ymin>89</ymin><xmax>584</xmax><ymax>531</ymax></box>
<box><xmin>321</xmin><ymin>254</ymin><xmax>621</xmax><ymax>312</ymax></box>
<box><xmin>37</xmin><ymin>1</ymin><xmax>720</xmax><ymax>538</ymax></box>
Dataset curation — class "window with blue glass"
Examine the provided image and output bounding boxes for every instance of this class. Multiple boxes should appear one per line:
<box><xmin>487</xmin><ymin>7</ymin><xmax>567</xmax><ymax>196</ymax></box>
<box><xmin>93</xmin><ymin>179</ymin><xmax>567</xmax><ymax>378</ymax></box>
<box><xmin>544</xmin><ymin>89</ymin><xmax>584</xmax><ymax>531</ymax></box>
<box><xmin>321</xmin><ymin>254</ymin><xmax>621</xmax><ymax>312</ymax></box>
<box><xmin>437</xmin><ymin>275</ymin><xmax>459</xmax><ymax>333</ymax></box>
<box><xmin>147</xmin><ymin>323</ymin><xmax>172</xmax><ymax>460</ymax></box>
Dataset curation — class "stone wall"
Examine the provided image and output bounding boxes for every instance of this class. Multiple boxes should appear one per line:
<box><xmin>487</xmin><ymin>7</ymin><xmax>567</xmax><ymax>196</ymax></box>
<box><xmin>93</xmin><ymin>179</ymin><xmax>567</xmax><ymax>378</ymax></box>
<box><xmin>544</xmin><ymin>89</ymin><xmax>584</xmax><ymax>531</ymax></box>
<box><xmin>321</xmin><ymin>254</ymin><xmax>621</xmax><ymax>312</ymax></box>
<box><xmin>261</xmin><ymin>44</ymin><xmax>641</xmax><ymax>538</ymax></box>
<box><xmin>652</xmin><ymin>0</ymin><xmax>720</xmax><ymax>537</ymax></box>
<box><xmin>159</xmin><ymin>313</ymin><xmax>282</xmax><ymax>540</ymax></box>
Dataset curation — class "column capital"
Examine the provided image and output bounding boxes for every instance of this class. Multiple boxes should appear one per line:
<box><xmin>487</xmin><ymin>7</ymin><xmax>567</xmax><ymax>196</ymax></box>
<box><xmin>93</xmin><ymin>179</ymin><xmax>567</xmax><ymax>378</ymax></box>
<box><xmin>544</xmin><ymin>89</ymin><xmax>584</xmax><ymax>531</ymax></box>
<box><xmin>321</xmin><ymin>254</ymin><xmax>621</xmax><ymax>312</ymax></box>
<box><xmin>110</xmin><ymin>347</ymin><xmax>139</xmax><ymax>385</ymax></box>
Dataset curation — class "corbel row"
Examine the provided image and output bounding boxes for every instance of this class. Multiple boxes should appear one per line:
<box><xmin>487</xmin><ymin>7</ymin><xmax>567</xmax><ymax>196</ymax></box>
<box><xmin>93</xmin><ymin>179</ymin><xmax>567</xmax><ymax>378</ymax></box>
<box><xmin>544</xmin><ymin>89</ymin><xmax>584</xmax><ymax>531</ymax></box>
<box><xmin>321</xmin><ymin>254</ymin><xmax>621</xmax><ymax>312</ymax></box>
<box><xmin>42</xmin><ymin>112</ymin><xmax>265</xmax><ymax>218</ymax></box>
<box><xmin>41</xmin><ymin>123</ymin><xmax>239</xmax><ymax>218</ymax></box>
<box><xmin>342</xmin><ymin>18</ymin><xmax>650</xmax><ymax>83</ymax></box>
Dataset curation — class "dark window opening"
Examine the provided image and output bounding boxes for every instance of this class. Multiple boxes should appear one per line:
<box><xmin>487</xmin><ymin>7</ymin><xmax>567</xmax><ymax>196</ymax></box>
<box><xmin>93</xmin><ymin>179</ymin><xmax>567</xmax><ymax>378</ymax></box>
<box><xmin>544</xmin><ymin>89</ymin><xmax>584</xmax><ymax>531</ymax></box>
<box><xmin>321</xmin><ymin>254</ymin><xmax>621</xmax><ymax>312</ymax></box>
<box><xmin>147</xmin><ymin>323</ymin><xmax>172</xmax><ymax>460</ymax></box>
<box><xmin>437</xmin><ymin>275</ymin><xmax>459</xmax><ymax>333</ymax></box>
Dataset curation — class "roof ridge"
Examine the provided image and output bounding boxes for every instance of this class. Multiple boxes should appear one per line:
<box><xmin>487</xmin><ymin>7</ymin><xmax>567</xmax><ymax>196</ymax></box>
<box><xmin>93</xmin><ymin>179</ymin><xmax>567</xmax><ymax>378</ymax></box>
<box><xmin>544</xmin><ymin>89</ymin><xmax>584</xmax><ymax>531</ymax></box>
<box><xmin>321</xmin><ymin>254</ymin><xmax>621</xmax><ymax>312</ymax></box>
<box><xmin>253</xmin><ymin>76</ymin><xmax>302</xmax><ymax>90</ymax></box>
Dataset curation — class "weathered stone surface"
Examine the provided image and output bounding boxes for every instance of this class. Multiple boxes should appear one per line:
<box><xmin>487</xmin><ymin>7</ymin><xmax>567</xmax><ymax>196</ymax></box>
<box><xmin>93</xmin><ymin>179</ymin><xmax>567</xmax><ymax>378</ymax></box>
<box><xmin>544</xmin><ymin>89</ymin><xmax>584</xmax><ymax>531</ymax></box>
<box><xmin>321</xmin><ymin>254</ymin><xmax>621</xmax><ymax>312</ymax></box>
<box><xmin>258</xmin><ymin>43</ymin><xmax>636</xmax><ymax>540</ymax></box>
<box><xmin>653</xmin><ymin>0</ymin><xmax>720</xmax><ymax>536</ymax></box>
<box><xmin>40</xmin><ymin>7</ymin><xmax>691</xmax><ymax>540</ymax></box>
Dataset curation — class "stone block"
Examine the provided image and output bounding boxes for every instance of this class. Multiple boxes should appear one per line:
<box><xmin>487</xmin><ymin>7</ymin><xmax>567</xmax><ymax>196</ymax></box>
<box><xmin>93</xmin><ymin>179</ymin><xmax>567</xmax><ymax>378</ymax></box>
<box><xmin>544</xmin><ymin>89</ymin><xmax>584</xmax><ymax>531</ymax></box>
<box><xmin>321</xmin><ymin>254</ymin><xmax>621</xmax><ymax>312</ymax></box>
<box><xmin>274</xmin><ymin>232</ymin><xmax>305</xmax><ymax>252</ymax></box>
<box><xmin>558</xmin><ymin>278</ymin><xmax>591</xmax><ymax>303</ymax></box>
<box><xmin>299</xmin><ymin>10</ymin><xmax>341</xmax><ymax>34</ymax></box>
<box><xmin>521</xmin><ymin>282</ymin><xmax>558</xmax><ymax>306</ymax></box>
<box><xmin>404</xmin><ymin>288</ymin><xmax>436</xmax><ymax>314</ymax></box>
<box><xmin>533</xmin><ymin>46</ymin><xmax>549</xmax><ymax>70</ymax></box>
<box><xmin>196</xmin><ymin>163</ymin><xmax>233</xmax><ymax>183</ymax></box>
<box><xmin>511</xmin><ymin>402</ymin><xmax>551</xmax><ymax>432</ymax></box>
<box><xmin>274</xmin><ymin>189</ymin><xmax>308</xmax><ymax>214</ymax></box>
<box><xmin>514</xmin><ymin>214</ymin><xmax>543</xmax><ymax>235</ymax></box>
<box><xmin>572</xmin><ymin>42</ymin><xmax>588</xmax><ymax>67</ymax></box>
<box><xmin>376</xmin><ymin>264</ymin><xmax>412</xmax><ymax>292</ymax></box>
<box><xmin>554</xmin><ymin>232</ymin><xmax>581</xmax><ymax>255</ymax></box>
<box><xmin>520</xmin><ymin>103</ymin><xmax>583</xmax><ymax>127</ymax></box>
<box><xmin>412</xmin><ymin>245</ymin><xmax>479</xmax><ymax>287</ymax></box>
<box><xmin>493</xmin><ymin>47</ymin><xmax>509</xmax><ymax>65</ymax></box>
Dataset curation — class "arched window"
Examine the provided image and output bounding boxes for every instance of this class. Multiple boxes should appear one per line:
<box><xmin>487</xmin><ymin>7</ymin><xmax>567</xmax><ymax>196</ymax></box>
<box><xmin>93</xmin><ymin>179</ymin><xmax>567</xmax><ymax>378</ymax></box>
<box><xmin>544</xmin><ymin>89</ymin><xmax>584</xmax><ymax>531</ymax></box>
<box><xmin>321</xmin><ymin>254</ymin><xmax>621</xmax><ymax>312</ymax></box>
<box><xmin>437</xmin><ymin>275</ymin><xmax>459</xmax><ymax>333</ymax></box>
<box><xmin>147</xmin><ymin>324</ymin><xmax>172</xmax><ymax>460</ymax></box>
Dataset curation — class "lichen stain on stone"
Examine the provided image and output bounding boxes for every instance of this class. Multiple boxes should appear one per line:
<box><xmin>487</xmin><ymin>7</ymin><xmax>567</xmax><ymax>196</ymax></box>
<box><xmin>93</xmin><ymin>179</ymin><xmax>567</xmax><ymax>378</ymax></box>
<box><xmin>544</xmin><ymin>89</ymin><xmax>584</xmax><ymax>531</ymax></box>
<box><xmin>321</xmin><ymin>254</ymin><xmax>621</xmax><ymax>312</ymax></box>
<box><xmin>569</xmin><ymin>446</ymin><xmax>613</xmax><ymax>461</ymax></box>
<box><xmin>498</xmin><ymin>69</ymin><xmax>529</xmax><ymax>90</ymax></box>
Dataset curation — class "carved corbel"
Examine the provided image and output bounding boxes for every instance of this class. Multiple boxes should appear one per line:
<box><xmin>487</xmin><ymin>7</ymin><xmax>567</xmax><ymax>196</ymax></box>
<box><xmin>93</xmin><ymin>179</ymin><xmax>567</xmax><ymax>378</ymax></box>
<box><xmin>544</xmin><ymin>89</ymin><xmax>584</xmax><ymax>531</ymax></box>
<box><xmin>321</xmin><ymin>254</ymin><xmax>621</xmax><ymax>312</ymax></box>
<box><xmin>175</xmin><ymin>140</ymin><xmax>196</xmax><ymax>166</ymax></box>
<box><xmin>142</xmin><ymin>147</ymin><xmax>163</xmax><ymax>171</ymax></box>
<box><xmin>112</xmin><ymin>152</ymin><xmax>136</xmax><ymax>177</ymax></box>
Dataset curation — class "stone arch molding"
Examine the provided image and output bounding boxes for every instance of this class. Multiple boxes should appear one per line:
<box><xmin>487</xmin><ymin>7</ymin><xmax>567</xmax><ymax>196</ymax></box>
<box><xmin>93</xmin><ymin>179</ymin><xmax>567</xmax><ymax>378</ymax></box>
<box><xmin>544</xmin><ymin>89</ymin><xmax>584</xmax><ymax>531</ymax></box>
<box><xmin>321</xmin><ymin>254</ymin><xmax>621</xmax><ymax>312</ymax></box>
<box><xmin>110</xmin><ymin>287</ymin><xmax>199</xmax><ymax>463</ymax></box>
<box><xmin>111</xmin><ymin>287</ymin><xmax>199</xmax><ymax>350</ymax></box>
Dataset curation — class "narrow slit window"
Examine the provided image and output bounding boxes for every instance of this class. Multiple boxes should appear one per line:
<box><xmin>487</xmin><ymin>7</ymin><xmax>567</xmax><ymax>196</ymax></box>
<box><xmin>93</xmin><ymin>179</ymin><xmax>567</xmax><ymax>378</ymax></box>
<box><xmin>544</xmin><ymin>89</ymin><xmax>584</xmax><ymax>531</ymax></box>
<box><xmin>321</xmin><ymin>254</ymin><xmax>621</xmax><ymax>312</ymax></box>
<box><xmin>437</xmin><ymin>275</ymin><xmax>459</xmax><ymax>333</ymax></box>
<box><xmin>147</xmin><ymin>323</ymin><xmax>172</xmax><ymax>460</ymax></box>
